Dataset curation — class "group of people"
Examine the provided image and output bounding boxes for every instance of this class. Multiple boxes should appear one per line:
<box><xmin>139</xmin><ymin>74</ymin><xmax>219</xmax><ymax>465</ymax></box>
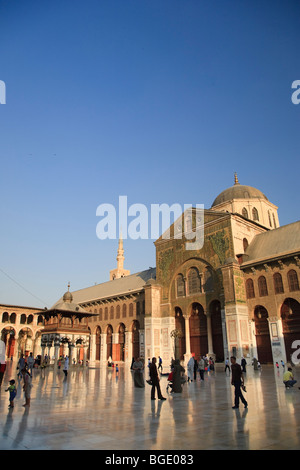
<box><xmin>5</xmin><ymin>363</ymin><xmax>32</xmax><ymax>409</ymax></box>
<box><xmin>187</xmin><ymin>355</ymin><xmax>215</xmax><ymax>382</ymax></box>
<box><xmin>131</xmin><ymin>354</ymin><xmax>250</xmax><ymax>410</ymax></box>
<box><xmin>131</xmin><ymin>356</ymin><xmax>165</xmax><ymax>400</ymax></box>
<box><xmin>2</xmin><ymin>352</ymin><xmax>72</xmax><ymax>410</ymax></box>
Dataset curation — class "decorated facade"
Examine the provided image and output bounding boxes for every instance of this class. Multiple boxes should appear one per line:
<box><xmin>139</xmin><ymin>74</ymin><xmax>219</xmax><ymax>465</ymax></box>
<box><xmin>1</xmin><ymin>175</ymin><xmax>299</xmax><ymax>366</ymax></box>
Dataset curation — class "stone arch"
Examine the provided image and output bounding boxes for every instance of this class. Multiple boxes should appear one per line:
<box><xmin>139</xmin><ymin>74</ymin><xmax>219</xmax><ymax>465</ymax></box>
<box><xmin>254</xmin><ymin>305</ymin><xmax>272</xmax><ymax>363</ymax></box>
<box><xmin>281</xmin><ymin>298</ymin><xmax>300</xmax><ymax>362</ymax></box>
<box><xmin>189</xmin><ymin>302</ymin><xmax>207</xmax><ymax>359</ymax></box>
<box><xmin>18</xmin><ymin>327</ymin><xmax>34</xmax><ymax>357</ymax></box>
<box><xmin>209</xmin><ymin>299</ymin><xmax>224</xmax><ymax>362</ymax></box>
<box><xmin>117</xmin><ymin>323</ymin><xmax>126</xmax><ymax>361</ymax></box>
<box><xmin>1</xmin><ymin>326</ymin><xmax>16</xmax><ymax>359</ymax></box>
<box><xmin>106</xmin><ymin>324</ymin><xmax>113</xmax><ymax>360</ymax></box>
<box><xmin>95</xmin><ymin>325</ymin><xmax>102</xmax><ymax>361</ymax></box>
<box><xmin>131</xmin><ymin>320</ymin><xmax>140</xmax><ymax>359</ymax></box>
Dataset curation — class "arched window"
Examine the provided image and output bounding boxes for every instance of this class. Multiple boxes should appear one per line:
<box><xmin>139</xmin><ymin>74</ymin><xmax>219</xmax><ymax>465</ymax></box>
<box><xmin>273</xmin><ymin>273</ymin><xmax>284</xmax><ymax>294</ymax></box>
<box><xmin>116</xmin><ymin>305</ymin><xmax>120</xmax><ymax>319</ymax></box>
<box><xmin>99</xmin><ymin>308</ymin><xmax>103</xmax><ymax>321</ymax></box>
<box><xmin>287</xmin><ymin>269</ymin><xmax>299</xmax><ymax>292</ymax></box>
<box><xmin>27</xmin><ymin>314</ymin><xmax>33</xmax><ymax>324</ymax></box>
<box><xmin>252</xmin><ymin>207</ymin><xmax>259</xmax><ymax>221</ymax></box>
<box><xmin>104</xmin><ymin>307</ymin><xmax>108</xmax><ymax>320</ymax></box>
<box><xmin>176</xmin><ymin>274</ymin><xmax>185</xmax><ymax>297</ymax></box>
<box><xmin>258</xmin><ymin>276</ymin><xmax>268</xmax><ymax>296</ymax></box>
<box><xmin>110</xmin><ymin>306</ymin><xmax>114</xmax><ymax>320</ymax></box>
<box><xmin>129</xmin><ymin>303</ymin><xmax>134</xmax><ymax>317</ymax></box>
<box><xmin>273</xmin><ymin>213</ymin><xmax>276</xmax><ymax>228</ymax></box>
<box><xmin>187</xmin><ymin>268</ymin><xmax>201</xmax><ymax>295</ymax></box>
<box><xmin>185</xmin><ymin>216</ymin><xmax>192</xmax><ymax>232</ymax></box>
<box><xmin>268</xmin><ymin>211</ymin><xmax>272</xmax><ymax>227</ymax></box>
<box><xmin>2</xmin><ymin>312</ymin><xmax>9</xmax><ymax>322</ymax></box>
<box><xmin>242</xmin><ymin>207</ymin><xmax>248</xmax><ymax>219</ymax></box>
<box><xmin>136</xmin><ymin>301</ymin><xmax>140</xmax><ymax>316</ymax></box>
<box><xmin>245</xmin><ymin>279</ymin><xmax>255</xmax><ymax>299</ymax></box>
<box><xmin>243</xmin><ymin>238</ymin><xmax>249</xmax><ymax>251</ymax></box>
<box><xmin>122</xmin><ymin>304</ymin><xmax>127</xmax><ymax>318</ymax></box>
<box><xmin>20</xmin><ymin>314</ymin><xmax>26</xmax><ymax>324</ymax></box>
<box><xmin>10</xmin><ymin>313</ymin><xmax>16</xmax><ymax>324</ymax></box>
<box><xmin>204</xmin><ymin>267</ymin><xmax>214</xmax><ymax>292</ymax></box>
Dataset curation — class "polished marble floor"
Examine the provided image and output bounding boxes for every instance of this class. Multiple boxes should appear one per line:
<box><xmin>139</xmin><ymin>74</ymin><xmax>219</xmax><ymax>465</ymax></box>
<box><xmin>0</xmin><ymin>360</ymin><xmax>300</xmax><ymax>450</ymax></box>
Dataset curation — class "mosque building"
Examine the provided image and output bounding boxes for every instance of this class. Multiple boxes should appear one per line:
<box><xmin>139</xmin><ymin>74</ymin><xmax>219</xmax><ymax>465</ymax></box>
<box><xmin>1</xmin><ymin>175</ymin><xmax>299</xmax><ymax>366</ymax></box>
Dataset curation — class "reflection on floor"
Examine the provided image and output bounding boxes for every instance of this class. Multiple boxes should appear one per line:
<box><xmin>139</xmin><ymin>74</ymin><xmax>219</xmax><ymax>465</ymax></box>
<box><xmin>0</xmin><ymin>361</ymin><xmax>300</xmax><ymax>450</ymax></box>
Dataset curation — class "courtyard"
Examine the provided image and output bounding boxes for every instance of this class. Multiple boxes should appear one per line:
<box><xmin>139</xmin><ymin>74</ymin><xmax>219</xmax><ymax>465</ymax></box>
<box><xmin>0</xmin><ymin>361</ymin><xmax>300</xmax><ymax>451</ymax></box>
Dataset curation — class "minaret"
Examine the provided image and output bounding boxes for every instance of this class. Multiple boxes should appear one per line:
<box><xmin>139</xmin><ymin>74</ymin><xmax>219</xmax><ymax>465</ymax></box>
<box><xmin>116</xmin><ymin>233</ymin><xmax>125</xmax><ymax>270</ymax></box>
<box><xmin>109</xmin><ymin>234</ymin><xmax>130</xmax><ymax>280</ymax></box>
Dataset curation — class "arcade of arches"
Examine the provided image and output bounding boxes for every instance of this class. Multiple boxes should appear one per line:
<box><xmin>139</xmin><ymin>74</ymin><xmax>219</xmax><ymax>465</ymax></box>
<box><xmin>93</xmin><ymin>320</ymin><xmax>141</xmax><ymax>363</ymax></box>
<box><xmin>174</xmin><ymin>300</ymin><xmax>224</xmax><ymax>362</ymax></box>
<box><xmin>253</xmin><ymin>298</ymin><xmax>300</xmax><ymax>364</ymax></box>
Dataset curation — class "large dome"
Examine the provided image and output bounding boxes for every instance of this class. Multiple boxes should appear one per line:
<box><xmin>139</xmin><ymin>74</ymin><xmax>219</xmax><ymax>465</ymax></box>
<box><xmin>211</xmin><ymin>175</ymin><xmax>268</xmax><ymax>208</ymax></box>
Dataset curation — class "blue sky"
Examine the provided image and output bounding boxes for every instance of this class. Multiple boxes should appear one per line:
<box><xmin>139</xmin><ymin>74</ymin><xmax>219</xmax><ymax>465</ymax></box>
<box><xmin>0</xmin><ymin>0</ymin><xmax>299</xmax><ymax>308</ymax></box>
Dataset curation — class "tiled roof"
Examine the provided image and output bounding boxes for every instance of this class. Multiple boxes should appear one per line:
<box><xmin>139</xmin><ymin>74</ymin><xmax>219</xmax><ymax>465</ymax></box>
<box><xmin>241</xmin><ymin>221</ymin><xmax>300</xmax><ymax>267</ymax></box>
<box><xmin>69</xmin><ymin>267</ymin><xmax>156</xmax><ymax>304</ymax></box>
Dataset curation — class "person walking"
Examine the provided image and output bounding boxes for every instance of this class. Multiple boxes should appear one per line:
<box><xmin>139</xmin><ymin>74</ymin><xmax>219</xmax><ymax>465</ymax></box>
<box><xmin>27</xmin><ymin>353</ymin><xmax>35</xmax><ymax>376</ymax></box>
<box><xmin>158</xmin><ymin>356</ymin><xmax>163</xmax><ymax>372</ymax></box>
<box><xmin>132</xmin><ymin>357</ymin><xmax>145</xmax><ymax>388</ymax></box>
<box><xmin>149</xmin><ymin>357</ymin><xmax>166</xmax><ymax>401</ymax></box>
<box><xmin>198</xmin><ymin>357</ymin><xmax>205</xmax><ymax>381</ymax></box>
<box><xmin>21</xmin><ymin>368</ymin><xmax>32</xmax><ymax>407</ymax></box>
<box><xmin>241</xmin><ymin>357</ymin><xmax>247</xmax><ymax>373</ymax></box>
<box><xmin>17</xmin><ymin>354</ymin><xmax>25</xmax><ymax>379</ymax></box>
<box><xmin>187</xmin><ymin>356</ymin><xmax>195</xmax><ymax>382</ymax></box>
<box><xmin>225</xmin><ymin>357</ymin><xmax>230</xmax><ymax>374</ymax></box>
<box><xmin>193</xmin><ymin>357</ymin><xmax>198</xmax><ymax>381</ymax></box>
<box><xmin>63</xmin><ymin>356</ymin><xmax>69</xmax><ymax>378</ymax></box>
<box><xmin>231</xmin><ymin>356</ymin><xmax>248</xmax><ymax>410</ymax></box>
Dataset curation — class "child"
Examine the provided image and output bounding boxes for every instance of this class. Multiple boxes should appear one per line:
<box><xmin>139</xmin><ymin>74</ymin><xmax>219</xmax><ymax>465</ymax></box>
<box><xmin>6</xmin><ymin>379</ymin><xmax>17</xmax><ymax>408</ymax></box>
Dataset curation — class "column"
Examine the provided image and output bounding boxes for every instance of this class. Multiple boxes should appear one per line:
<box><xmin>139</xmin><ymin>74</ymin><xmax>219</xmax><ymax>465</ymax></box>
<box><xmin>69</xmin><ymin>342</ymin><xmax>75</xmax><ymax>365</ymax></box>
<box><xmin>83</xmin><ymin>341</ymin><xmax>88</xmax><ymax>367</ymax></box>
<box><xmin>100</xmin><ymin>333</ymin><xmax>107</xmax><ymax>362</ymax></box>
<box><xmin>53</xmin><ymin>337</ymin><xmax>61</xmax><ymax>370</ymax></box>
<box><xmin>112</xmin><ymin>333</ymin><xmax>119</xmax><ymax>361</ymax></box>
<box><xmin>125</xmin><ymin>330</ymin><xmax>133</xmax><ymax>364</ymax></box>
<box><xmin>184</xmin><ymin>314</ymin><xmax>191</xmax><ymax>364</ymax></box>
<box><xmin>89</xmin><ymin>333</ymin><xmax>96</xmax><ymax>362</ymax></box>
<box><xmin>206</xmin><ymin>311</ymin><xmax>215</xmax><ymax>360</ymax></box>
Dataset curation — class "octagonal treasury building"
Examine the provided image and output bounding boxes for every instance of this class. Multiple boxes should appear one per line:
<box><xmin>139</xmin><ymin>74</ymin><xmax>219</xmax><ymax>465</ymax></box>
<box><xmin>64</xmin><ymin>175</ymin><xmax>300</xmax><ymax>367</ymax></box>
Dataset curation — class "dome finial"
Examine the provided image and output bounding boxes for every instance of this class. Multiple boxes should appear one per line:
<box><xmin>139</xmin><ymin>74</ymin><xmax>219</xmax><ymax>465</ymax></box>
<box><xmin>234</xmin><ymin>172</ymin><xmax>239</xmax><ymax>185</ymax></box>
<box><xmin>63</xmin><ymin>282</ymin><xmax>73</xmax><ymax>303</ymax></box>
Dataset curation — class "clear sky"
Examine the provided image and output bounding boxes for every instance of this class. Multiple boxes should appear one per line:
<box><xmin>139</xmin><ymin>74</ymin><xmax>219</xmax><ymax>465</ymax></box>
<box><xmin>0</xmin><ymin>0</ymin><xmax>299</xmax><ymax>308</ymax></box>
